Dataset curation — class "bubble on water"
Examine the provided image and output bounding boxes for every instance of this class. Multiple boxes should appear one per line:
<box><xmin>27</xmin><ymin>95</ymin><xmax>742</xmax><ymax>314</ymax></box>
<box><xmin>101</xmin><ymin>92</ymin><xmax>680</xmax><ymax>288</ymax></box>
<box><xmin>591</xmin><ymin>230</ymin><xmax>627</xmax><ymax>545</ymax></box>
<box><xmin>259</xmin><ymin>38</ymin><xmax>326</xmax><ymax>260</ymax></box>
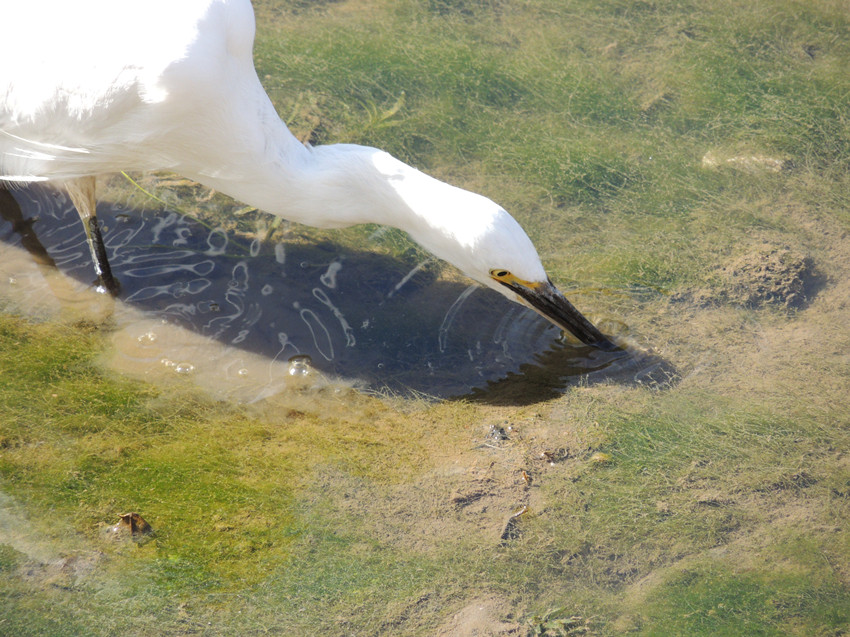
<box><xmin>288</xmin><ymin>354</ymin><xmax>312</xmax><ymax>377</ymax></box>
<box><xmin>137</xmin><ymin>331</ymin><xmax>157</xmax><ymax>344</ymax></box>
<box><xmin>237</xmin><ymin>368</ymin><xmax>249</xmax><ymax>377</ymax></box>
<box><xmin>174</xmin><ymin>362</ymin><xmax>195</xmax><ymax>375</ymax></box>
<box><xmin>160</xmin><ymin>358</ymin><xmax>175</xmax><ymax>368</ymax></box>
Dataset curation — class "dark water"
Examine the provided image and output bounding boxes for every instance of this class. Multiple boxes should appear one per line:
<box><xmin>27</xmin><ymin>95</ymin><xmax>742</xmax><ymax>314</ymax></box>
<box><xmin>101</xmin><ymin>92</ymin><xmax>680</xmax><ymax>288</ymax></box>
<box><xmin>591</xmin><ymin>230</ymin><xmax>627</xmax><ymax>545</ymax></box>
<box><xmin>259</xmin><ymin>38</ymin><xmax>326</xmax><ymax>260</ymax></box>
<box><xmin>0</xmin><ymin>184</ymin><xmax>672</xmax><ymax>400</ymax></box>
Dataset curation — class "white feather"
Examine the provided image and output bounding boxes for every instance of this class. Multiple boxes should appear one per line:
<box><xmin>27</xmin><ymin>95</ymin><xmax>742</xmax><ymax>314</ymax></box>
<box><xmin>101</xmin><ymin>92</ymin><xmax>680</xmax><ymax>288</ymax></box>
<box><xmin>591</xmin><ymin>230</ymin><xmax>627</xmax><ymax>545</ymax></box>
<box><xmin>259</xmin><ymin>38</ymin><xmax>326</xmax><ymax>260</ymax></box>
<box><xmin>1</xmin><ymin>0</ymin><xmax>549</xmax><ymax>298</ymax></box>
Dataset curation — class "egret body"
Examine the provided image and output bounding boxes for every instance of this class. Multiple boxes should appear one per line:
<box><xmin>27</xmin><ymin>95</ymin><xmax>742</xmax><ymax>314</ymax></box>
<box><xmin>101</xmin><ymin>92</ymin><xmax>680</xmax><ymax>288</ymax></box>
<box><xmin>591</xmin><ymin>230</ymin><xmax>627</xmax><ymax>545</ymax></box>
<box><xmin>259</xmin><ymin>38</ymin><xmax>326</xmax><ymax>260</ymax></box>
<box><xmin>1</xmin><ymin>0</ymin><xmax>615</xmax><ymax>350</ymax></box>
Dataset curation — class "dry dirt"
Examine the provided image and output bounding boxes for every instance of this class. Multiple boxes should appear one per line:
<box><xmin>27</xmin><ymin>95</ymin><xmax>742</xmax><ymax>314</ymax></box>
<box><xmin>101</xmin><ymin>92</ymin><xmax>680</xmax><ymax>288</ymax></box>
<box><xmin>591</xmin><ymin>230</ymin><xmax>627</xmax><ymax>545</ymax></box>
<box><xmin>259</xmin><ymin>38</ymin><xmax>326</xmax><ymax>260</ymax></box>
<box><xmin>434</xmin><ymin>595</ymin><xmax>522</xmax><ymax>636</ymax></box>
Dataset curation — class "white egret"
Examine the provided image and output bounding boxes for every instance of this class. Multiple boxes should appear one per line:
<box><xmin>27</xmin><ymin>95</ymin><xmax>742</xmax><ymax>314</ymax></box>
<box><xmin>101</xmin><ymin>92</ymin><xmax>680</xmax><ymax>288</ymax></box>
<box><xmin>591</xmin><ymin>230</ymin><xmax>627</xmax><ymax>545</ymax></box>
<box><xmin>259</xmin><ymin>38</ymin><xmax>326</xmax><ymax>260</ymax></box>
<box><xmin>0</xmin><ymin>0</ymin><xmax>616</xmax><ymax>350</ymax></box>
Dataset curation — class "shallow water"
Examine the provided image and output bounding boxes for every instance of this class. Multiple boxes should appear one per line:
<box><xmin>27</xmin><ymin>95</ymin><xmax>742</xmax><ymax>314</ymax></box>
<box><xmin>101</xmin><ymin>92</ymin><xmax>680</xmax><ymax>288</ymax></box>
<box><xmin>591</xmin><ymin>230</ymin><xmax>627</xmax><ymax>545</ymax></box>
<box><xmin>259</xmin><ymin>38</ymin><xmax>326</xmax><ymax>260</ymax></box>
<box><xmin>0</xmin><ymin>183</ymin><xmax>665</xmax><ymax>401</ymax></box>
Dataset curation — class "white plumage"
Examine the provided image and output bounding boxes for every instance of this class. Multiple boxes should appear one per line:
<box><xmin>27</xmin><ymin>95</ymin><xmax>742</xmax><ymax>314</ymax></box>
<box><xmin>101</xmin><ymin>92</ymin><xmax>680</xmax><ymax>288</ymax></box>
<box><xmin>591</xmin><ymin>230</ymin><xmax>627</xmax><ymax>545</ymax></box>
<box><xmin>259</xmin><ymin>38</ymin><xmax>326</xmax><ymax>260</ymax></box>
<box><xmin>0</xmin><ymin>0</ymin><xmax>614</xmax><ymax>349</ymax></box>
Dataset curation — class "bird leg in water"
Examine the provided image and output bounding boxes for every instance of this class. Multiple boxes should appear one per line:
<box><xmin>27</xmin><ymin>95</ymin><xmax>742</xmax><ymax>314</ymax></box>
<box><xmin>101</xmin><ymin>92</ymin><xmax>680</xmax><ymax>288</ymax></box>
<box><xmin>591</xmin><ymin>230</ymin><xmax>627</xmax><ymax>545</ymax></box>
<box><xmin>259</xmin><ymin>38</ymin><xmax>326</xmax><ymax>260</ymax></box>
<box><xmin>0</xmin><ymin>187</ymin><xmax>56</xmax><ymax>267</ymax></box>
<box><xmin>65</xmin><ymin>176</ymin><xmax>120</xmax><ymax>295</ymax></box>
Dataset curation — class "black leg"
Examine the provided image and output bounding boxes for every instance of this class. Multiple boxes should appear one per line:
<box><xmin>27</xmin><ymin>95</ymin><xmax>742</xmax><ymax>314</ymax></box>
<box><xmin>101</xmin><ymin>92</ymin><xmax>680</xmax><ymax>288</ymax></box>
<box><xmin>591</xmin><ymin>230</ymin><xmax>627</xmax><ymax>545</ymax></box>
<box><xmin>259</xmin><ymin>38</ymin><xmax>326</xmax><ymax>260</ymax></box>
<box><xmin>0</xmin><ymin>187</ymin><xmax>56</xmax><ymax>267</ymax></box>
<box><xmin>85</xmin><ymin>214</ymin><xmax>120</xmax><ymax>295</ymax></box>
<box><xmin>65</xmin><ymin>176</ymin><xmax>120</xmax><ymax>296</ymax></box>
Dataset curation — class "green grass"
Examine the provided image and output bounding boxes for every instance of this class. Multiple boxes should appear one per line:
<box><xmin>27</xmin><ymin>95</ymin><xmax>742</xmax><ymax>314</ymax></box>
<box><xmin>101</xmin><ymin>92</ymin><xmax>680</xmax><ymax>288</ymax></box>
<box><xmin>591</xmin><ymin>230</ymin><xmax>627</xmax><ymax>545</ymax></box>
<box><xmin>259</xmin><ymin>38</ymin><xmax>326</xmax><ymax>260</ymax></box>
<box><xmin>0</xmin><ymin>317</ymin><xmax>295</xmax><ymax>585</ymax></box>
<box><xmin>638</xmin><ymin>535</ymin><xmax>850</xmax><ymax>635</ymax></box>
<box><xmin>251</xmin><ymin>0</ymin><xmax>850</xmax><ymax>309</ymax></box>
<box><xmin>3</xmin><ymin>0</ymin><xmax>850</xmax><ymax>634</ymax></box>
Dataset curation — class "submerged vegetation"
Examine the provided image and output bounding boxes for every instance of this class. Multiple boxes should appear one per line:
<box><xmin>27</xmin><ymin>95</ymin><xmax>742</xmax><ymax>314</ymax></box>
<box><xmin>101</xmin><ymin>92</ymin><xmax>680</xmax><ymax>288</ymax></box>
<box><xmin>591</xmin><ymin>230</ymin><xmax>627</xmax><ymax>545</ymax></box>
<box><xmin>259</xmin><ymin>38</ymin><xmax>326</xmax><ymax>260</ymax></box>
<box><xmin>2</xmin><ymin>0</ymin><xmax>850</xmax><ymax>634</ymax></box>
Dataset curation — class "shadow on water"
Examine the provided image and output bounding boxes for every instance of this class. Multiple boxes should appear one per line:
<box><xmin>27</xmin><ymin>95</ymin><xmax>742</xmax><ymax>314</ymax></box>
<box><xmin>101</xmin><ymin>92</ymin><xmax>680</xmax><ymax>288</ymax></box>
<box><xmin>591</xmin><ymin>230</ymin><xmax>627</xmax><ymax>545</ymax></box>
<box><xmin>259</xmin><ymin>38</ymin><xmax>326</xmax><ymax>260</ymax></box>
<box><xmin>0</xmin><ymin>184</ymin><xmax>676</xmax><ymax>402</ymax></box>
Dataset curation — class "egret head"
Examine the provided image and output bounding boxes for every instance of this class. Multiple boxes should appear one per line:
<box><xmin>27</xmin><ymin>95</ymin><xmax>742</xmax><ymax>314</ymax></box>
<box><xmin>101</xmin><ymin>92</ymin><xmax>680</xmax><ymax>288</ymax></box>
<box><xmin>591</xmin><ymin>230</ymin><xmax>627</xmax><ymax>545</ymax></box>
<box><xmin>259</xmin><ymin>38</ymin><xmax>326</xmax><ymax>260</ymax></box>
<box><xmin>367</xmin><ymin>149</ymin><xmax>617</xmax><ymax>350</ymax></box>
<box><xmin>463</xmin><ymin>203</ymin><xmax>618</xmax><ymax>351</ymax></box>
<box><xmin>401</xmin><ymin>181</ymin><xmax>617</xmax><ymax>351</ymax></box>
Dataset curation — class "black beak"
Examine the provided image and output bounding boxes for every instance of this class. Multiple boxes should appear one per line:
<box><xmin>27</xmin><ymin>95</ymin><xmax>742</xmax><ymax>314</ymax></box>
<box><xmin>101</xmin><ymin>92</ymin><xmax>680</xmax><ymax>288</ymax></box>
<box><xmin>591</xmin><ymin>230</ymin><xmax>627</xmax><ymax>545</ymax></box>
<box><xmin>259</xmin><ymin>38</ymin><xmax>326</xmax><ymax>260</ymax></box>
<box><xmin>508</xmin><ymin>278</ymin><xmax>619</xmax><ymax>351</ymax></box>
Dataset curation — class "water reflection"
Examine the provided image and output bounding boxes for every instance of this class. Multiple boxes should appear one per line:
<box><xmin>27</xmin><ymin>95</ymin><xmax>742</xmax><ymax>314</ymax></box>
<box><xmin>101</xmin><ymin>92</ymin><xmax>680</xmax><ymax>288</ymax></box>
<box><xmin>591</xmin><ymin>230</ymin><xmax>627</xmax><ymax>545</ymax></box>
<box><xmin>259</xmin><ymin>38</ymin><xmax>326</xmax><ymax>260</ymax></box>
<box><xmin>0</xmin><ymin>184</ymin><xmax>674</xmax><ymax>400</ymax></box>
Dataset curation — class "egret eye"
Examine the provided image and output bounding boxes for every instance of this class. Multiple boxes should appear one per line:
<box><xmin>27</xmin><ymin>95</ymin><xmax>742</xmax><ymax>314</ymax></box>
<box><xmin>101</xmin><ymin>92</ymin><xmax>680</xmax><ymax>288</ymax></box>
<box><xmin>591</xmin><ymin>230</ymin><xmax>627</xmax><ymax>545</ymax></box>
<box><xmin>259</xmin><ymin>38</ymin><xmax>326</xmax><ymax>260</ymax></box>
<box><xmin>490</xmin><ymin>269</ymin><xmax>510</xmax><ymax>279</ymax></box>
